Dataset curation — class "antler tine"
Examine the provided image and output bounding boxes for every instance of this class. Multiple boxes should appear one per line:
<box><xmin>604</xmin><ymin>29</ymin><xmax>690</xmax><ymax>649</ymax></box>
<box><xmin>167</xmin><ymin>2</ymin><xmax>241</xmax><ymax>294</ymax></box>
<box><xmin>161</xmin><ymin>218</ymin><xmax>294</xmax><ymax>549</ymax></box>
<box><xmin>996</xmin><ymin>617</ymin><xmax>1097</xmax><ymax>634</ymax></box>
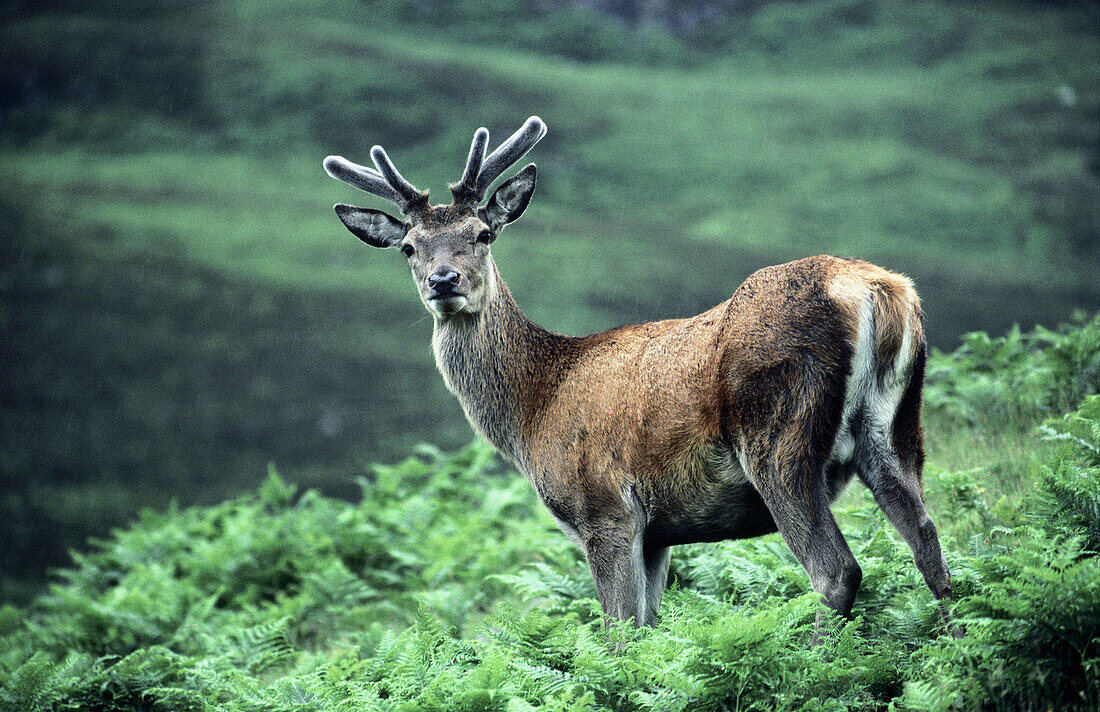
<box><xmin>474</xmin><ymin>116</ymin><xmax>546</xmax><ymax>197</ymax></box>
<box><xmin>370</xmin><ymin>145</ymin><xmax>426</xmax><ymax>207</ymax></box>
<box><xmin>458</xmin><ymin>127</ymin><xmax>490</xmax><ymax>192</ymax></box>
<box><xmin>323</xmin><ymin>155</ymin><xmax>404</xmax><ymax>206</ymax></box>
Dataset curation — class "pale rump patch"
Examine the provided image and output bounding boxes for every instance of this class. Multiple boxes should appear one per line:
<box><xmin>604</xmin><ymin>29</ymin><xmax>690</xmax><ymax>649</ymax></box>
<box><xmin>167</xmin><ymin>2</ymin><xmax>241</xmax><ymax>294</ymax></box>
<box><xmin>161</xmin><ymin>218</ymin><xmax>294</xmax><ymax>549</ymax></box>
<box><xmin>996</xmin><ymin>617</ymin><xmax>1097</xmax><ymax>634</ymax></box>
<box><xmin>827</xmin><ymin>263</ymin><xmax>921</xmax><ymax>365</ymax></box>
<box><xmin>830</xmin><ymin>293</ymin><xmax>875</xmax><ymax>464</ymax></box>
<box><xmin>826</xmin><ymin>271</ymin><xmax>870</xmax><ymax>334</ymax></box>
<box><xmin>826</xmin><ymin>262</ymin><xmax>922</xmax><ymax>473</ymax></box>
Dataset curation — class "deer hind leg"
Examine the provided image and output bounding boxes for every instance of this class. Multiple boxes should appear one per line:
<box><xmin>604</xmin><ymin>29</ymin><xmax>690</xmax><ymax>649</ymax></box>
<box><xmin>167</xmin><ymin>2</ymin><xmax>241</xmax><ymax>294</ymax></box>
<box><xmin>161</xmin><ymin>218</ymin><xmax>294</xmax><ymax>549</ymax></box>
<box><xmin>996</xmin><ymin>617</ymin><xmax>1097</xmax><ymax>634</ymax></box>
<box><xmin>855</xmin><ymin>416</ymin><xmax>950</xmax><ymax>599</ymax></box>
<box><xmin>853</xmin><ymin>410</ymin><xmax>958</xmax><ymax>633</ymax></box>
<box><xmin>745</xmin><ymin>450</ymin><xmax>862</xmax><ymax>644</ymax></box>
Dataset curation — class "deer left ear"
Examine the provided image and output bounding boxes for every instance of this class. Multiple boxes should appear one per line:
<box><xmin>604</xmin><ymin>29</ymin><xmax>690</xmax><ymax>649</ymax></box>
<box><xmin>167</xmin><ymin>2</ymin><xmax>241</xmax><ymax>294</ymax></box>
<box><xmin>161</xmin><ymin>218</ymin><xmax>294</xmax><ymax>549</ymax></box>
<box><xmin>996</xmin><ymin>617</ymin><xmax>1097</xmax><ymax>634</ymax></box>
<box><xmin>480</xmin><ymin>164</ymin><xmax>536</xmax><ymax>233</ymax></box>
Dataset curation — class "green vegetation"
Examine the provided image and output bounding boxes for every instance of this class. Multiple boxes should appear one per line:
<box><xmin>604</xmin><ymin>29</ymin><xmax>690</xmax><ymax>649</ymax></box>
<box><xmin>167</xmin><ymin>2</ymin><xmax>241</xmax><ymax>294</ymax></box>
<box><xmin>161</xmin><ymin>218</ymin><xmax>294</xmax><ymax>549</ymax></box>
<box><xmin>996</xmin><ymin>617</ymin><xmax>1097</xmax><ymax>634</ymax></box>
<box><xmin>2</xmin><ymin>316</ymin><xmax>1099</xmax><ymax>710</ymax></box>
<box><xmin>1</xmin><ymin>0</ymin><xmax>1097</xmax><ymax>609</ymax></box>
<box><xmin>926</xmin><ymin>312</ymin><xmax>1100</xmax><ymax>426</ymax></box>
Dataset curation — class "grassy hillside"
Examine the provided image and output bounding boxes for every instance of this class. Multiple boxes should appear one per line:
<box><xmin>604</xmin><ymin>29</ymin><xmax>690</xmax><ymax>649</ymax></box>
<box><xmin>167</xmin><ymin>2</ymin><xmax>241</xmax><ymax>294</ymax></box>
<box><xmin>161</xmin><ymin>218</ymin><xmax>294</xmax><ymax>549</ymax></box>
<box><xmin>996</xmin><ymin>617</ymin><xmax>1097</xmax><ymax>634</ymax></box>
<box><xmin>2</xmin><ymin>0</ymin><xmax>1098</xmax><ymax>599</ymax></box>
<box><xmin>1</xmin><ymin>316</ymin><xmax>1098</xmax><ymax>710</ymax></box>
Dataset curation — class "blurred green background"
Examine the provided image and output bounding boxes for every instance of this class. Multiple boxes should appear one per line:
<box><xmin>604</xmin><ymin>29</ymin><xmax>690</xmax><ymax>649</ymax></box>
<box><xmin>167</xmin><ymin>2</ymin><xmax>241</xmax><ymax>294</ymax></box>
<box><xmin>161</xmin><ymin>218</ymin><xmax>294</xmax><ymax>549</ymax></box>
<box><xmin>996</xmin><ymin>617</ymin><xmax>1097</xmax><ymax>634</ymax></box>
<box><xmin>1</xmin><ymin>0</ymin><xmax>1097</xmax><ymax>602</ymax></box>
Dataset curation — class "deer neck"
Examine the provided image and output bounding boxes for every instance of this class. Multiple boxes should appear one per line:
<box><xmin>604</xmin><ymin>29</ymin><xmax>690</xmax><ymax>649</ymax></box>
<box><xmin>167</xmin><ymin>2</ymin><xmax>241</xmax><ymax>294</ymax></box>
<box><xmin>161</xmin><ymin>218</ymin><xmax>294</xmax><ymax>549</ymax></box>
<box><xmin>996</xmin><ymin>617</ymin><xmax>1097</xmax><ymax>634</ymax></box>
<box><xmin>431</xmin><ymin>263</ymin><xmax>566</xmax><ymax>466</ymax></box>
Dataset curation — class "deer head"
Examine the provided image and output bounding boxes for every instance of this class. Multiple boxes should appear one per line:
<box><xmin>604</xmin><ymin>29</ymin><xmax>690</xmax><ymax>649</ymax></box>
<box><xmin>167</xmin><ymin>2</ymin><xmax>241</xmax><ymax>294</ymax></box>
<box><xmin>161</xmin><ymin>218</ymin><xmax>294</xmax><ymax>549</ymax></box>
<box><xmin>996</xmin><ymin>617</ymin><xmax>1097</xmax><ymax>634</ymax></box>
<box><xmin>324</xmin><ymin>117</ymin><xmax>546</xmax><ymax>319</ymax></box>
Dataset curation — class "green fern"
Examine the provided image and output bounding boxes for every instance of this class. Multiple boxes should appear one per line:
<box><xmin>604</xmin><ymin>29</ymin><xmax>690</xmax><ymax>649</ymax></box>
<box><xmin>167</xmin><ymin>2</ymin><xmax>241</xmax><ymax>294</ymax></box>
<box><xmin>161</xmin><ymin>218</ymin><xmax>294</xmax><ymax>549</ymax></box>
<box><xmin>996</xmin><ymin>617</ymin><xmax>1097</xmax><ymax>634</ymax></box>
<box><xmin>1038</xmin><ymin>395</ymin><xmax>1100</xmax><ymax>550</ymax></box>
<box><xmin>926</xmin><ymin>312</ymin><xmax>1100</xmax><ymax>425</ymax></box>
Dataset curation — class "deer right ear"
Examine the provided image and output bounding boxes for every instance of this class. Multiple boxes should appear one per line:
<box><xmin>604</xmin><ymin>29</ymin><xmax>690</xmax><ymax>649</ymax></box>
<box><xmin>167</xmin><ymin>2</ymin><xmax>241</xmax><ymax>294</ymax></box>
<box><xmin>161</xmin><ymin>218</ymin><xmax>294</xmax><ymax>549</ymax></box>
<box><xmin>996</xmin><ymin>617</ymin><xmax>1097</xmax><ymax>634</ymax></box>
<box><xmin>334</xmin><ymin>204</ymin><xmax>407</xmax><ymax>248</ymax></box>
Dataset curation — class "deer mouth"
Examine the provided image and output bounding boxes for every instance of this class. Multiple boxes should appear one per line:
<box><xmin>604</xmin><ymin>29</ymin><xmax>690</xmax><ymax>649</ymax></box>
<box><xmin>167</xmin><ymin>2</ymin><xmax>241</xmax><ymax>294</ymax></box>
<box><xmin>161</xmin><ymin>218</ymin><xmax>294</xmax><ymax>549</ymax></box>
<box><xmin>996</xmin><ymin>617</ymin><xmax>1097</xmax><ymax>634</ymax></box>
<box><xmin>427</xmin><ymin>293</ymin><xmax>469</xmax><ymax>316</ymax></box>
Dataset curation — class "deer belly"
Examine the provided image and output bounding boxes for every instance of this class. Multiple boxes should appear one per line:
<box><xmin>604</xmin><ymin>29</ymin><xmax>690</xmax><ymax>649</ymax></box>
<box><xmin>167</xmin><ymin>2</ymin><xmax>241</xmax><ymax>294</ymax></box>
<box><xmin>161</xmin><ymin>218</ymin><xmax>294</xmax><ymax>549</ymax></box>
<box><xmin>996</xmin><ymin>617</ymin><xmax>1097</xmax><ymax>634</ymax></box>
<box><xmin>643</xmin><ymin>473</ymin><xmax>778</xmax><ymax>547</ymax></box>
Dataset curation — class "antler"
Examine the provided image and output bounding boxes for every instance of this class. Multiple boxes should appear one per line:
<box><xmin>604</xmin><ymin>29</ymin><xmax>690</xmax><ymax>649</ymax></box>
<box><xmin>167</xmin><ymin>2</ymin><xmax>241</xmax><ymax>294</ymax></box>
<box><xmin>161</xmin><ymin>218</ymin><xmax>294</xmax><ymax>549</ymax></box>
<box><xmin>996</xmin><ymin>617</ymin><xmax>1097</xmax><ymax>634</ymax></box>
<box><xmin>325</xmin><ymin>116</ymin><xmax>546</xmax><ymax>212</ymax></box>
<box><xmin>452</xmin><ymin>116</ymin><xmax>546</xmax><ymax>204</ymax></box>
<box><xmin>323</xmin><ymin>145</ymin><xmax>428</xmax><ymax>214</ymax></box>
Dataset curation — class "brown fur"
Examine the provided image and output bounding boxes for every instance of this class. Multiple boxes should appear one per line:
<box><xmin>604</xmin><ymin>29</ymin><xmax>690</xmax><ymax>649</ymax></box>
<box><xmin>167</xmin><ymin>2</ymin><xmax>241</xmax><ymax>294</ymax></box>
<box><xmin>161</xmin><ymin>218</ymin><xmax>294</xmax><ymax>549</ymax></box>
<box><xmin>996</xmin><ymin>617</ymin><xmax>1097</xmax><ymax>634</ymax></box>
<box><xmin>426</xmin><ymin>250</ymin><xmax>950</xmax><ymax>634</ymax></box>
<box><xmin>516</xmin><ymin>257</ymin><xmax>854</xmax><ymax>534</ymax></box>
<box><xmin>328</xmin><ymin>131</ymin><xmax>954</xmax><ymax>639</ymax></box>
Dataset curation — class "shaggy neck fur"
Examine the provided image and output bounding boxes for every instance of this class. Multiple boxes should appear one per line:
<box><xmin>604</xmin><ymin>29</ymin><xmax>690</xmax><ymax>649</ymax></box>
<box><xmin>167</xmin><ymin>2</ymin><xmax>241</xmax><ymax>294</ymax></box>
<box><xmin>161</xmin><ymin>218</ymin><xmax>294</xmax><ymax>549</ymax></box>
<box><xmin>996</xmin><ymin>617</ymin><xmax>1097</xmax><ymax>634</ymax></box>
<box><xmin>431</xmin><ymin>262</ymin><xmax>571</xmax><ymax>467</ymax></box>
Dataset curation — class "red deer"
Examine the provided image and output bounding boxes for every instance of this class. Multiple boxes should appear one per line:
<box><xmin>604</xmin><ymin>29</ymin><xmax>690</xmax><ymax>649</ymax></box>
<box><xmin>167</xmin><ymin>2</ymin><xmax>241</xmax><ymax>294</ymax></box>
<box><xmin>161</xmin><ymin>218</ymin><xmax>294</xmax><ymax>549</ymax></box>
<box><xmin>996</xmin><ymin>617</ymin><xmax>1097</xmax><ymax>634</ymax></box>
<box><xmin>323</xmin><ymin>117</ymin><xmax>955</xmax><ymax>641</ymax></box>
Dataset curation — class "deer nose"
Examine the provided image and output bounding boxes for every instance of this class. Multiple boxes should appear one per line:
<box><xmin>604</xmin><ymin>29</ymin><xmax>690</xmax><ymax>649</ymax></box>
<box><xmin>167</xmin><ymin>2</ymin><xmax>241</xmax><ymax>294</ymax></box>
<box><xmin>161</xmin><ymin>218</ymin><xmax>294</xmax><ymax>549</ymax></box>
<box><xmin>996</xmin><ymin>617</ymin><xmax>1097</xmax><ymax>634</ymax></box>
<box><xmin>428</xmin><ymin>268</ymin><xmax>461</xmax><ymax>293</ymax></box>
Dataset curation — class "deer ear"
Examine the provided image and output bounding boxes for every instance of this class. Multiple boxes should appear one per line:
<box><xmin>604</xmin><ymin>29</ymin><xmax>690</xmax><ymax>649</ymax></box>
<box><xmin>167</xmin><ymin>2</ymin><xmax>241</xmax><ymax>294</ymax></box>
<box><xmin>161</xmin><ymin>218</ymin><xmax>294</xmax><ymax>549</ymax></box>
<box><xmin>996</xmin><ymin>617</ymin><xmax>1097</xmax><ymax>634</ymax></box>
<box><xmin>334</xmin><ymin>204</ymin><xmax>407</xmax><ymax>248</ymax></box>
<box><xmin>479</xmin><ymin>164</ymin><xmax>536</xmax><ymax>233</ymax></box>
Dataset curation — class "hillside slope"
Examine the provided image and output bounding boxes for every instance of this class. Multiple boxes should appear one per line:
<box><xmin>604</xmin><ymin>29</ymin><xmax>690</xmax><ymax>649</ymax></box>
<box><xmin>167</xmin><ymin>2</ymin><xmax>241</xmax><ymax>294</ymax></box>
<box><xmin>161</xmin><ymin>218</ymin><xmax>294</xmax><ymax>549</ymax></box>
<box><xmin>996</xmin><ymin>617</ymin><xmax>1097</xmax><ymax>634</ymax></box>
<box><xmin>2</xmin><ymin>0</ymin><xmax>1097</xmax><ymax>600</ymax></box>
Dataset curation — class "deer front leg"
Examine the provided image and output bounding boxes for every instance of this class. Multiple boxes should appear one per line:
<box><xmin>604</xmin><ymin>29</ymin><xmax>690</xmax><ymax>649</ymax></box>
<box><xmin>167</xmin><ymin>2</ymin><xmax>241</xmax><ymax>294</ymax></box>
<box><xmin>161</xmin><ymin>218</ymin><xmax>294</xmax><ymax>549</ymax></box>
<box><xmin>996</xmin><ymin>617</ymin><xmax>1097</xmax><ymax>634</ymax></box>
<box><xmin>642</xmin><ymin>544</ymin><xmax>671</xmax><ymax>627</ymax></box>
<box><xmin>583</xmin><ymin>521</ymin><xmax>647</xmax><ymax>629</ymax></box>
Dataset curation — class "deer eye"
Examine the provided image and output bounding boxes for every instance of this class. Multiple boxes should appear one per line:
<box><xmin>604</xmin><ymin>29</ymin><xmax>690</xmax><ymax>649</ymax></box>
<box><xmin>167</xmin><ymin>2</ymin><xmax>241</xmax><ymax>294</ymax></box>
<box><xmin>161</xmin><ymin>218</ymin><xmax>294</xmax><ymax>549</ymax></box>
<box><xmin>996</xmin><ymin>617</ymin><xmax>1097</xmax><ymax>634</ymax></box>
<box><xmin>400</xmin><ymin>243</ymin><xmax>415</xmax><ymax>258</ymax></box>
<box><xmin>476</xmin><ymin>229</ymin><xmax>493</xmax><ymax>244</ymax></box>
